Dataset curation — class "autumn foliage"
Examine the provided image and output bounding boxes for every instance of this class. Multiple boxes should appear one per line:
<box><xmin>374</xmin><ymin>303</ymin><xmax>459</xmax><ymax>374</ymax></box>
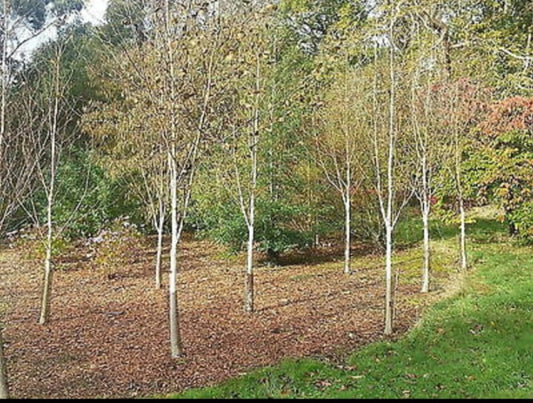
<box><xmin>474</xmin><ymin>96</ymin><xmax>533</xmax><ymax>238</ymax></box>
<box><xmin>480</xmin><ymin>96</ymin><xmax>533</xmax><ymax>137</ymax></box>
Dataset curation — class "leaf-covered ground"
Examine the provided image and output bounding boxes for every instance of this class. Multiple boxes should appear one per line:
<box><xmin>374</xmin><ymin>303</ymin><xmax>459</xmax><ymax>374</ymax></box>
<box><xmin>171</xmin><ymin>213</ymin><xmax>532</xmax><ymax>399</ymax></box>
<box><xmin>0</xmin><ymin>234</ymin><xmax>453</xmax><ymax>399</ymax></box>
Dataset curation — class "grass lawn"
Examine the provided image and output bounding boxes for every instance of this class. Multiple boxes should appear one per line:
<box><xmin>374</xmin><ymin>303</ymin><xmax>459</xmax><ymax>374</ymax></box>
<box><xmin>167</xmin><ymin>208</ymin><xmax>533</xmax><ymax>399</ymax></box>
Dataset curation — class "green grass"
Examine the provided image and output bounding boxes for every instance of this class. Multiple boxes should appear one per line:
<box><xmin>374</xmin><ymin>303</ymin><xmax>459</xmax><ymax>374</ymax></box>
<box><xmin>164</xmin><ymin>209</ymin><xmax>532</xmax><ymax>399</ymax></box>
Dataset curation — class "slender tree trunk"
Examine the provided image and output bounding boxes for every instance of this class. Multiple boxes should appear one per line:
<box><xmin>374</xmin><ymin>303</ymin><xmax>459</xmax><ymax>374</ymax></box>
<box><xmin>39</xmin><ymin>169</ymin><xmax>55</xmax><ymax>324</ymax></box>
<box><xmin>384</xmin><ymin>224</ymin><xmax>393</xmax><ymax>335</ymax></box>
<box><xmin>0</xmin><ymin>0</ymin><xmax>7</xmax><ymax>154</ymax></box>
<box><xmin>455</xmin><ymin>124</ymin><xmax>468</xmax><ymax>270</ymax></box>
<box><xmin>244</xmin><ymin>127</ymin><xmax>257</xmax><ymax>313</ymax></box>
<box><xmin>244</xmin><ymin>52</ymin><xmax>260</xmax><ymax>313</ymax></box>
<box><xmin>39</xmin><ymin>54</ymin><xmax>60</xmax><ymax>325</ymax></box>
<box><xmin>384</xmin><ymin>11</ymin><xmax>396</xmax><ymax>336</ymax></box>
<box><xmin>420</xmin><ymin>141</ymin><xmax>431</xmax><ymax>293</ymax></box>
<box><xmin>459</xmin><ymin>195</ymin><xmax>468</xmax><ymax>270</ymax></box>
<box><xmin>0</xmin><ymin>3</ymin><xmax>15</xmax><ymax>358</ymax></box>
<box><xmin>421</xmin><ymin>201</ymin><xmax>431</xmax><ymax>292</ymax></box>
<box><xmin>341</xmin><ymin>67</ymin><xmax>353</xmax><ymax>276</ymax></box>
<box><xmin>39</xmin><ymin>243</ymin><xmax>53</xmax><ymax>325</ymax></box>
<box><xmin>155</xmin><ymin>198</ymin><xmax>165</xmax><ymax>289</ymax></box>
<box><xmin>164</xmin><ymin>0</ymin><xmax>183</xmax><ymax>358</ymax></box>
<box><xmin>168</xmin><ymin>150</ymin><xmax>183</xmax><ymax>358</ymax></box>
<box><xmin>344</xmin><ymin>189</ymin><xmax>351</xmax><ymax>275</ymax></box>
<box><xmin>0</xmin><ymin>328</ymin><xmax>8</xmax><ymax>399</ymax></box>
<box><xmin>244</xmin><ymin>223</ymin><xmax>254</xmax><ymax>312</ymax></box>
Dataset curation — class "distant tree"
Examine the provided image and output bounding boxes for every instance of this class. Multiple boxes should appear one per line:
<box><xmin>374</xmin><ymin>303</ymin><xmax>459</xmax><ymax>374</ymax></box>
<box><xmin>280</xmin><ymin>0</ymin><xmax>368</xmax><ymax>54</ymax></box>
<box><xmin>404</xmin><ymin>10</ymin><xmax>448</xmax><ymax>293</ymax></box>
<box><xmin>314</xmin><ymin>70</ymin><xmax>366</xmax><ymax>275</ymax></box>
<box><xmin>214</xmin><ymin>4</ymin><xmax>276</xmax><ymax>313</ymax></box>
<box><xmin>192</xmin><ymin>4</ymin><xmax>324</xmax><ymax>266</ymax></box>
<box><xmin>0</xmin><ymin>0</ymin><xmax>83</xmax><ymax>234</ymax></box>
<box><xmin>474</xmin><ymin>96</ymin><xmax>533</xmax><ymax>238</ymax></box>
<box><xmin>37</xmin><ymin>42</ymin><xmax>71</xmax><ymax>325</ymax></box>
<box><xmin>82</xmin><ymin>40</ymin><xmax>170</xmax><ymax>289</ymax></box>
<box><xmin>448</xmin><ymin>0</ymin><xmax>533</xmax><ymax>95</ymax></box>
<box><xmin>15</xmin><ymin>38</ymin><xmax>76</xmax><ymax>325</ymax></box>
<box><xmin>310</xmin><ymin>1</ymin><xmax>369</xmax><ymax>275</ymax></box>
<box><xmin>432</xmin><ymin>79</ymin><xmax>488</xmax><ymax>271</ymax></box>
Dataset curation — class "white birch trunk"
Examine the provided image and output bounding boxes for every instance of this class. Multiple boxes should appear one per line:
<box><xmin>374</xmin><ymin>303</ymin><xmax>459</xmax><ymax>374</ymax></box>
<box><xmin>243</xmin><ymin>52</ymin><xmax>260</xmax><ymax>313</ymax></box>
<box><xmin>459</xmin><ymin>195</ymin><xmax>468</xmax><ymax>270</ymax></box>
<box><xmin>38</xmin><ymin>240</ymin><xmax>53</xmax><ymax>325</ymax></box>
<box><xmin>421</xmin><ymin>201</ymin><xmax>431</xmax><ymax>292</ymax></box>
<box><xmin>244</xmin><ymin>222</ymin><xmax>254</xmax><ymax>312</ymax></box>
<box><xmin>155</xmin><ymin>198</ymin><xmax>165</xmax><ymax>289</ymax></box>
<box><xmin>168</xmin><ymin>150</ymin><xmax>182</xmax><ymax>358</ymax></box>
<box><xmin>420</xmin><ymin>151</ymin><xmax>431</xmax><ymax>292</ymax></box>
<box><xmin>384</xmin><ymin>13</ymin><xmax>396</xmax><ymax>336</ymax></box>
<box><xmin>39</xmin><ymin>54</ymin><xmax>60</xmax><ymax>325</ymax></box>
<box><xmin>384</xmin><ymin>224</ymin><xmax>393</xmax><ymax>335</ymax></box>
<box><xmin>0</xmin><ymin>328</ymin><xmax>8</xmax><ymax>399</ymax></box>
<box><xmin>39</xmin><ymin>164</ymin><xmax>55</xmax><ymax>324</ymax></box>
<box><xmin>344</xmin><ymin>191</ymin><xmax>351</xmax><ymax>275</ymax></box>
<box><xmin>244</xmin><ymin>123</ymin><xmax>257</xmax><ymax>313</ymax></box>
<box><xmin>164</xmin><ymin>0</ymin><xmax>183</xmax><ymax>358</ymax></box>
<box><xmin>455</xmin><ymin>122</ymin><xmax>468</xmax><ymax>270</ymax></box>
<box><xmin>0</xmin><ymin>0</ymin><xmax>9</xmax><ymax>370</ymax></box>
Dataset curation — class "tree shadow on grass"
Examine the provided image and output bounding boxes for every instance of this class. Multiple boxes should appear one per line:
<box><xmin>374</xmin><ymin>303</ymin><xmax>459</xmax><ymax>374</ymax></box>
<box><xmin>432</xmin><ymin>217</ymin><xmax>507</xmax><ymax>245</ymax></box>
<box><xmin>395</xmin><ymin>215</ymin><xmax>507</xmax><ymax>249</ymax></box>
<box><xmin>255</xmin><ymin>216</ymin><xmax>506</xmax><ymax>269</ymax></box>
<box><xmin>466</xmin><ymin>218</ymin><xmax>507</xmax><ymax>244</ymax></box>
<box><xmin>255</xmin><ymin>279</ymin><xmax>382</xmax><ymax>314</ymax></box>
<box><xmin>258</xmin><ymin>242</ymin><xmax>381</xmax><ymax>268</ymax></box>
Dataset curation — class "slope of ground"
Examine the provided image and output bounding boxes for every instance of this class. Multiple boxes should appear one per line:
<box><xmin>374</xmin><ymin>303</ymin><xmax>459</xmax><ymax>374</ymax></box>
<box><xmin>169</xmin><ymin>211</ymin><xmax>533</xmax><ymax>399</ymax></box>
<box><xmin>0</xmin><ymin>220</ymin><xmax>455</xmax><ymax>399</ymax></box>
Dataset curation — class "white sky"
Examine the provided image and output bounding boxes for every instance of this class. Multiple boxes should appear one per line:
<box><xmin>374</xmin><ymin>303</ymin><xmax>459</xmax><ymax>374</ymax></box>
<box><xmin>80</xmin><ymin>0</ymin><xmax>109</xmax><ymax>26</ymax></box>
<box><xmin>14</xmin><ymin>0</ymin><xmax>109</xmax><ymax>60</ymax></box>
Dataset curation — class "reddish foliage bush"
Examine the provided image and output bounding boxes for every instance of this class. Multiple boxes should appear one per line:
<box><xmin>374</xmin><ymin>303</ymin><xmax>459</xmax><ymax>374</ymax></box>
<box><xmin>479</xmin><ymin>96</ymin><xmax>533</xmax><ymax>137</ymax></box>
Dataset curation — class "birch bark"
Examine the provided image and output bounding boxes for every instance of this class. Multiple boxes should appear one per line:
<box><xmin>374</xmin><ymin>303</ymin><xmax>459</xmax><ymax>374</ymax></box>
<box><xmin>39</xmin><ymin>51</ymin><xmax>62</xmax><ymax>325</ymax></box>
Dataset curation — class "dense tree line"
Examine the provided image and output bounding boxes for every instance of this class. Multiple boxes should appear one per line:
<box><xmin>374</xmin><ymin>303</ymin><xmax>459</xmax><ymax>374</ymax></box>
<box><xmin>0</xmin><ymin>0</ymin><xmax>531</xmax><ymax>398</ymax></box>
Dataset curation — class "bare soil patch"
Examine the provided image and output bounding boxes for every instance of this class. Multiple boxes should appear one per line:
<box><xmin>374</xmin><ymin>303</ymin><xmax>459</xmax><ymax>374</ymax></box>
<box><xmin>0</xmin><ymin>234</ymin><xmax>447</xmax><ymax>398</ymax></box>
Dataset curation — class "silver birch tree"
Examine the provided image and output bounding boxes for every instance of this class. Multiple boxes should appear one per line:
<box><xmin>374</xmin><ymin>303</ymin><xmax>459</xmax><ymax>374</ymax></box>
<box><xmin>366</xmin><ymin>1</ymin><xmax>413</xmax><ymax>335</ymax></box>
<box><xmin>405</xmin><ymin>16</ymin><xmax>446</xmax><ymax>293</ymax></box>
<box><xmin>220</xmin><ymin>5</ymin><xmax>274</xmax><ymax>313</ymax></box>
<box><xmin>12</xmin><ymin>38</ymin><xmax>74</xmax><ymax>325</ymax></box>
<box><xmin>161</xmin><ymin>0</ymin><xmax>227</xmax><ymax>357</ymax></box>
<box><xmin>24</xmin><ymin>40</ymin><xmax>74</xmax><ymax>325</ymax></box>
<box><xmin>314</xmin><ymin>69</ymin><xmax>364</xmax><ymax>276</ymax></box>
<box><xmin>85</xmin><ymin>0</ymin><xmax>229</xmax><ymax>357</ymax></box>
<box><xmin>0</xmin><ymin>0</ymin><xmax>83</xmax><ymax>234</ymax></box>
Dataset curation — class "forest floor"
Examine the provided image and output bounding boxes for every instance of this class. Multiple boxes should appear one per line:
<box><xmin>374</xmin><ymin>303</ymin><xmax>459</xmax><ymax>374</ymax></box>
<box><xmin>0</xmin><ymin>229</ymin><xmax>456</xmax><ymax>399</ymax></box>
